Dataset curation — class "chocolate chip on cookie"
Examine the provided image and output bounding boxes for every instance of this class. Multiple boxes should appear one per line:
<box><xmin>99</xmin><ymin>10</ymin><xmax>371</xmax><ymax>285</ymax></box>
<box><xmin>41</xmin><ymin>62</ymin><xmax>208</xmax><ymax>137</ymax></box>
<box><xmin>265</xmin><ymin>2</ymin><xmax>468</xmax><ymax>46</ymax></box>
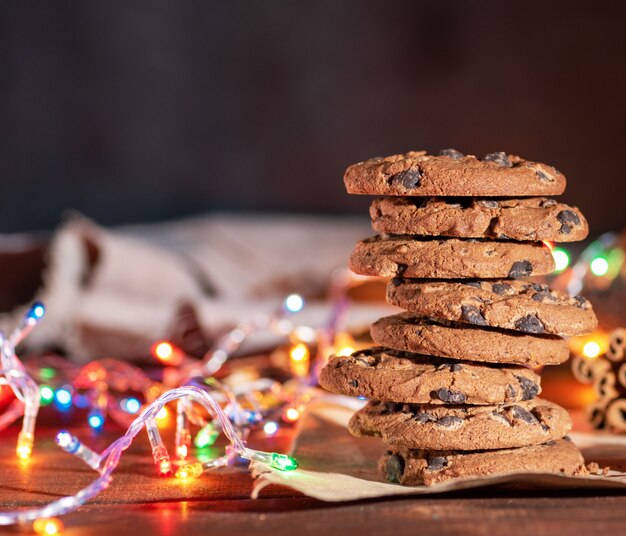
<box><xmin>514</xmin><ymin>314</ymin><xmax>546</xmax><ymax>334</ymax></box>
<box><xmin>508</xmin><ymin>260</ymin><xmax>533</xmax><ymax>278</ymax></box>
<box><xmin>388</xmin><ymin>168</ymin><xmax>422</xmax><ymax>189</ymax></box>
<box><xmin>385</xmin><ymin>453</ymin><xmax>406</xmax><ymax>483</ymax></box>
<box><xmin>482</xmin><ymin>152</ymin><xmax>512</xmax><ymax>167</ymax></box>
<box><xmin>516</xmin><ymin>375</ymin><xmax>540</xmax><ymax>400</ymax></box>
<box><xmin>432</xmin><ymin>388</ymin><xmax>467</xmax><ymax>404</ymax></box>
<box><xmin>461</xmin><ymin>305</ymin><xmax>488</xmax><ymax>326</ymax></box>
<box><xmin>426</xmin><ymin>456</ymin><xmax>449</xmax><ymax>471</ymax></box>
<box><xmin>556</xmin><ymin>209</ymin><xmax>581</xmax><ymax>235</ymax></box>
<box><xmin>438</xmin><ymin>148</ymin><xmax>464</xmax><ymax>159</ymax></box>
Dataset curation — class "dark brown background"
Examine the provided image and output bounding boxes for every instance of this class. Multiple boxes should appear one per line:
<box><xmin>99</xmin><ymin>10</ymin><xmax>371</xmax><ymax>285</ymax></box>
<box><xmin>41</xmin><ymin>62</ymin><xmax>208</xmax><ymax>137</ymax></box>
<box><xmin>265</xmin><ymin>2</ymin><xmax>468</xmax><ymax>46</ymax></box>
<box><xmin>0</xmin><ymin>1</ymin><xmax>624</xmax><ymax>233</ymax></box>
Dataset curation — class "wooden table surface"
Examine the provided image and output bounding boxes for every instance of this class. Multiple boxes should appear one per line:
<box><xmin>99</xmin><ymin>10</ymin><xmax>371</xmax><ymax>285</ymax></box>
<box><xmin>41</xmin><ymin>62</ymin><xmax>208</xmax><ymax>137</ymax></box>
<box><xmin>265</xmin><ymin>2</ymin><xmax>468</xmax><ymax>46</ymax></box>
<box><xmin>1</xmin><ymin>417</ymin><xmax>626</xmax><ymax>535</ymax></box>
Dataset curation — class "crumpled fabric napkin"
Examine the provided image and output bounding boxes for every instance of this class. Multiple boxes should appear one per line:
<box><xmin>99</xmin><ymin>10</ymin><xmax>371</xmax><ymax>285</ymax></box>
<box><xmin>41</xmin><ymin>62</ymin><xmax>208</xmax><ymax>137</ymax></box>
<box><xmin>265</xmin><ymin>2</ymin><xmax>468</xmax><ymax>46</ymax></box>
<box><xmin>1</xmin><ymin>214</ymin><xmax>393</xmax><ymax>361</ymax></box>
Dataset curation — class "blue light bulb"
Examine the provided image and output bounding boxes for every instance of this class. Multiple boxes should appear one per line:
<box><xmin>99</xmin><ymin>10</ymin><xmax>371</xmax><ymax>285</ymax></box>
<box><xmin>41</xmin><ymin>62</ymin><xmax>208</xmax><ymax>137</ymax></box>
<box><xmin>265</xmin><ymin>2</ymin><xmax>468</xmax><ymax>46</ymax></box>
<box><xmin>284</xmin><ymin>294</ymin><xmax>304</xmax><ymax>313</ymax></box>
<box><xmin>56</xmin><ymin>431</ymin><xmax>80</xmax><ymax>454</ymax></box>
<box><xmin>54</xmin><ymin>388</ymin><xmax>73</xmax><ymax>411</ymax></box>
<box><xmin>88</xmin><ymin>412</ymin><xmax>104</xmax><ymax>431</ymax></box>
<box><xmin>26</xmin><ymin>302</ymin><xmax>45</xmax><ymax>324</ymax></box>
<box><xmin>121</xmin><ymin>397</ymin><xmax>141</xmax><ymax>414</ymax></box>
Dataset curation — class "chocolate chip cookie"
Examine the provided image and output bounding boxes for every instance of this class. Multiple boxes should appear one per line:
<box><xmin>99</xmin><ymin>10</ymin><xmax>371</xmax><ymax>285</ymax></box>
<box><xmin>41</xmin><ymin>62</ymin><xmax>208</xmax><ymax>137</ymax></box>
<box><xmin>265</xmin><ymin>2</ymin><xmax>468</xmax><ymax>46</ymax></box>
<box><xmin>350</xmin><ymin>236</ymin><xmax>555</xmax><ymax>279</ymax></box>
<box><xmin>349</xmin><ymin>398</ymin><xmax>572</xmax><ymax>450</ymax></box>
<box><xmin>370</xmin><ymin>313</ymin><xmax>569</xmax><ymax>367</ymax></box>
<box><xmin>380</xmin><ymin>439</ymin><xmax>585</xmax><ymax>486</ymax></box>
<box><xmin>387</xmin><ymin>278</ymin><xmax>597</xmax><ymax>337</ymax></box>
<box><xmin>345</xmin><ymin>150</ymin><xmax>566</xmax><ymax>197</ymax></box>
<box><xmin>370</xmin><ymin>197</ymin><xmax>588</xmax><ymax>242</ymax></box>
<box><xmin>318</xmin><ymin>347</ymin><xmax>541</xmax><ymax>405</ymax></box>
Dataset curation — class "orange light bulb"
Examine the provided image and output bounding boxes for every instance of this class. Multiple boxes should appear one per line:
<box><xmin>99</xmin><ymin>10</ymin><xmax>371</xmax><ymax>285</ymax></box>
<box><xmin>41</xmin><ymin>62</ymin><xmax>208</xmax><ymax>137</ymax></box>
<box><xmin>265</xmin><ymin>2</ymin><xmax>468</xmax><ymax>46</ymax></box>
<box><xmin>582</xmin><ymin>341</ymin><xmax>601</xmax><ymax>359</ymax></box>
<box><xmin>152</xmin><ymin>341</ymin><xmax>183</xmax><ymax>366</ymax></box>
<box><xmin>33</xmin><ymin>518</ymin><xmax>64</xmax><ymax>535</ymax></box>
<box><xmin>159</xmin><ymin>459</ymin><xmax>173</xmax><ymax>477</ymax></box>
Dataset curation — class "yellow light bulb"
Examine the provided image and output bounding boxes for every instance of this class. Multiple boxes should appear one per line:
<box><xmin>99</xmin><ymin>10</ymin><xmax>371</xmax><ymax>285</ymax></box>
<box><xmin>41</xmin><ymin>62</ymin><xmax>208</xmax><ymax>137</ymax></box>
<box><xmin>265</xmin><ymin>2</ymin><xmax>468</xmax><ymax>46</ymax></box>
<box><xmin>334</xmin><ymin>332</ymin><xmax>356</xmax><ymax>357</ymax></box>
<box><xmin>289</xmin><ymin>343</ymin><xmax>309</xmax><ymax>362</ymax></box>
<box><xmin>175</xmin><ymin>462</ymin><xmax>203</xmax><ymax>481</ymax></box>
<box><xmin>16</xmin><ymin>431</ymin><xmax>34</xmax><ymax>460</ymax></box>
<box><xmin>176</xmin><ymin>444</ymin><xmax>188</xmax><ymax>459</ymax></box>
<box><xmin>284</xmin><ymin>407</ymin><xmax>300</xmax><ymax>422</ymax></box>
<box><xmin>289</xmin><ymin>343</ymin><xmax>311</xmax><ymax>377</ymax></box>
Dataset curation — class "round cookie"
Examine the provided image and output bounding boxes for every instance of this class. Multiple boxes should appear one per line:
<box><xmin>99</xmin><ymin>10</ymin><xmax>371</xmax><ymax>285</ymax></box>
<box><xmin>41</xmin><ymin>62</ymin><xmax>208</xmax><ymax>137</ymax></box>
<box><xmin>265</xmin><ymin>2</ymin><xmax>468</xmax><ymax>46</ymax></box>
<box><xmin>370</xmin><ymin>313</ymin><xmax>569</xmax><ymax>367</ymax></box>
<box><xmin>349</xmin><ymin>398</ymin><xmax>572</xmax><ymax>450</ymax></box>
<box><xmin>318</xmin><ymin>347</ymin><xmax>541</xmax><ymax>405</ymax></box>
<box><xmin>386</xmin><ymin>278</ymin><xmax>597</xmax><ymax>337</ymax></box>
<box><xmin>380</xmin><ymin>439</ymin><xmax>586</xmax><ymax>486</ymax></box>
<box><xmin>344</xmin><ymin>149</ymin><xmax>566</xmax><ymax>197</ymax></box>
<box><xmin>370</xmin><ymin>197</ymin><xmax>588</xmax><ymax>242</ymax></box>
<box><xmin>349</xmin><ymin>236</ymin><xmax>555</xmax><ymax>279</ymax></box>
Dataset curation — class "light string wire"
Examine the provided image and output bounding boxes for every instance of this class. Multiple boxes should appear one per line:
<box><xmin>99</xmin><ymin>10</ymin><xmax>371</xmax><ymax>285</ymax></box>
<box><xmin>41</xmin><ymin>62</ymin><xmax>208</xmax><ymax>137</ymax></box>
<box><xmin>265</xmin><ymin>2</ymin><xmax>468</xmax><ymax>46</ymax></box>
<box><xmin>0</xmin><ymin>302</ymin><xmax>45</xmax><ymax>459</ymax></box>
<box><xmin>0</xmin><ymin>385</ymin><xmax>297</xmax><ymax>526</ymax></box>
<box><xmin>0</xmin><ymin>286</ymin><xmax>355</xmax><ymax>528</ymax></box>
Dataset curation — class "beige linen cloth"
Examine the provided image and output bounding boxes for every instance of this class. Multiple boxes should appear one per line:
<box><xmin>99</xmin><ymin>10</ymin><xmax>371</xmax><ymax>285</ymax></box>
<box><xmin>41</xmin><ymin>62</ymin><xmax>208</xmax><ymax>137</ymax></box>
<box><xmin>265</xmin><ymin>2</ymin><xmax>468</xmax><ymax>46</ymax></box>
<box><xmin>251</xmin><ymin>398</ymin><xmax>626</xmax><ymax>501</ymax></box>
<box><xmin>1</xmin><ymin>214</ymin><xmax>394</xmax><ymax>361</ymax></box>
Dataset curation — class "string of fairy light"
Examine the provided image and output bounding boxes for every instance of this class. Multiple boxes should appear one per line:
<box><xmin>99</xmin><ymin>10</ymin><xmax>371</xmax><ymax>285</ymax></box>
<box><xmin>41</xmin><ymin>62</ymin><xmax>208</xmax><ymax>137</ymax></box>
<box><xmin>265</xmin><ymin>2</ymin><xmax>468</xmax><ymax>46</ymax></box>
<box><xmin>0</xmin><ymin>284</ymin><xmax>359</xmax><ymax>535</ymax></box>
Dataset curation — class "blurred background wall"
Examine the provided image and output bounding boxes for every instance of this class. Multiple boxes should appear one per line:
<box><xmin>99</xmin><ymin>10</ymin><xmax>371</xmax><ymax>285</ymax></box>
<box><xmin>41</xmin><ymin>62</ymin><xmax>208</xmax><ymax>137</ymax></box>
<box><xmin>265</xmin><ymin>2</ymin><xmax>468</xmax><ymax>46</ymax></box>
<box><xmin>0</xmin><ymin>1</ymin><xmax>624</xmax><ymax>233</ymax></box>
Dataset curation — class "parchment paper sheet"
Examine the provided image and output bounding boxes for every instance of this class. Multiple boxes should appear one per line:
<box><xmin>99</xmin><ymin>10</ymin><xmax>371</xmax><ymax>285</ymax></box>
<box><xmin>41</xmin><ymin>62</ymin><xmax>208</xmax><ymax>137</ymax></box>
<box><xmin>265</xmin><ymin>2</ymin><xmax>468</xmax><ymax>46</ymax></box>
<box><xmin>251</xmin><ymin>399</ymin><xmax>626</xmax><ymax>501</ymax></box>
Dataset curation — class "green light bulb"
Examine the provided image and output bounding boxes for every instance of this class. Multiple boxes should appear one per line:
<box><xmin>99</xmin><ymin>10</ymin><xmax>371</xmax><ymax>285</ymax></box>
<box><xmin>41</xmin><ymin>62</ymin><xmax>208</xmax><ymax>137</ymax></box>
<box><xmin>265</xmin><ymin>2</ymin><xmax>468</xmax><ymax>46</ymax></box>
<box><xmin>552</xmin><ymin>247</ymin><xmax>570</xmax><ymax>273</ymax></box>
<box><xmin>194</xmin><ymin>424</ymin><xmax>219</xmax><ymax>449</ymax></box>
<box><xmin>40</xmin><ymin>367</ymin><xmax>56</xmax><ymax>381</ymax></box>
<box><xmin>590</xmin><ymin>256</ymin><xmax>609</xmax><ymax>277</ymax></box>
<box><xmin>270</xmin><ymin>453</ymin><xmax>298</xmax><ymax>471</ymax></box>
<box><xmin>40</xmin><ymin>385</ymin><xmax>54</xmax><ymax>405</ymax></box>
<box><xmin>242</xmin><ymin>448</ymin><xmax>299</xmax><ymax>471</ymax></box>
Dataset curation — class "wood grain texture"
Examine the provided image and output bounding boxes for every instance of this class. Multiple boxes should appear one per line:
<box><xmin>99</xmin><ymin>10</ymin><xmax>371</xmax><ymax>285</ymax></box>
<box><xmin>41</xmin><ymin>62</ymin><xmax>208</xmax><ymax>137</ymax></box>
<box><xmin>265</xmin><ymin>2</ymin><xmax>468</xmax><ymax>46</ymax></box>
<box><xmin>28</xmin><ymin>496</ymin><xmax>626</xmax><ymax>536</ymax></box>
<box><xmin>0</xmin><ymin>417</ymin><xmax>625</xmax><ymax>535</ymax></box>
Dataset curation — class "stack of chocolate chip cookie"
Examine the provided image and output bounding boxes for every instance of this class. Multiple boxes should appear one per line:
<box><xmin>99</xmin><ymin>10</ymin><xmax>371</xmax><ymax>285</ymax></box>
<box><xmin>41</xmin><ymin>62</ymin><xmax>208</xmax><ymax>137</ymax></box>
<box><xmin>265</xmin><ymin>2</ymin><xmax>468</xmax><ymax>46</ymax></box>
<box><xmin>319</xmin><ymin>149</ymin><xmax>597</xmax><ymax>486</ymax></box>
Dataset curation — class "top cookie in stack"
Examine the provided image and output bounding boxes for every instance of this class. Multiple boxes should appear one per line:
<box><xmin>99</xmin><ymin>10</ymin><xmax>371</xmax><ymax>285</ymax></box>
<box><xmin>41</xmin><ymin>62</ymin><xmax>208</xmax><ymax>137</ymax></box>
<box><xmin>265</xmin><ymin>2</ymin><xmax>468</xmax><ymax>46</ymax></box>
<box><xmin>344</xmin><ymin>149</ymin><xmax>567</xmax><ymax>198</ymax></box>
<box><xmin>319</xmin><ymin>148</ymin><xmax>597</xmax><ymax>486</ymax></box>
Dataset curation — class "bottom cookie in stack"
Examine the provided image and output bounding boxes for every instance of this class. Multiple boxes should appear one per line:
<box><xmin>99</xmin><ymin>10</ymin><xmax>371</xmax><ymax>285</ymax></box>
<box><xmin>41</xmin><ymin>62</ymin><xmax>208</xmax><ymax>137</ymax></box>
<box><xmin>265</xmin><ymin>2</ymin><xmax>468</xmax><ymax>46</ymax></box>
<box><xmin>380</xmin><ymin>439</ymin><xmax>586</xmax><ymax>486</ymax></box>
<box><xmin>319</xmin><ymin>348</ymin><xmax>588</xmax><ymax>486</ymax></box>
